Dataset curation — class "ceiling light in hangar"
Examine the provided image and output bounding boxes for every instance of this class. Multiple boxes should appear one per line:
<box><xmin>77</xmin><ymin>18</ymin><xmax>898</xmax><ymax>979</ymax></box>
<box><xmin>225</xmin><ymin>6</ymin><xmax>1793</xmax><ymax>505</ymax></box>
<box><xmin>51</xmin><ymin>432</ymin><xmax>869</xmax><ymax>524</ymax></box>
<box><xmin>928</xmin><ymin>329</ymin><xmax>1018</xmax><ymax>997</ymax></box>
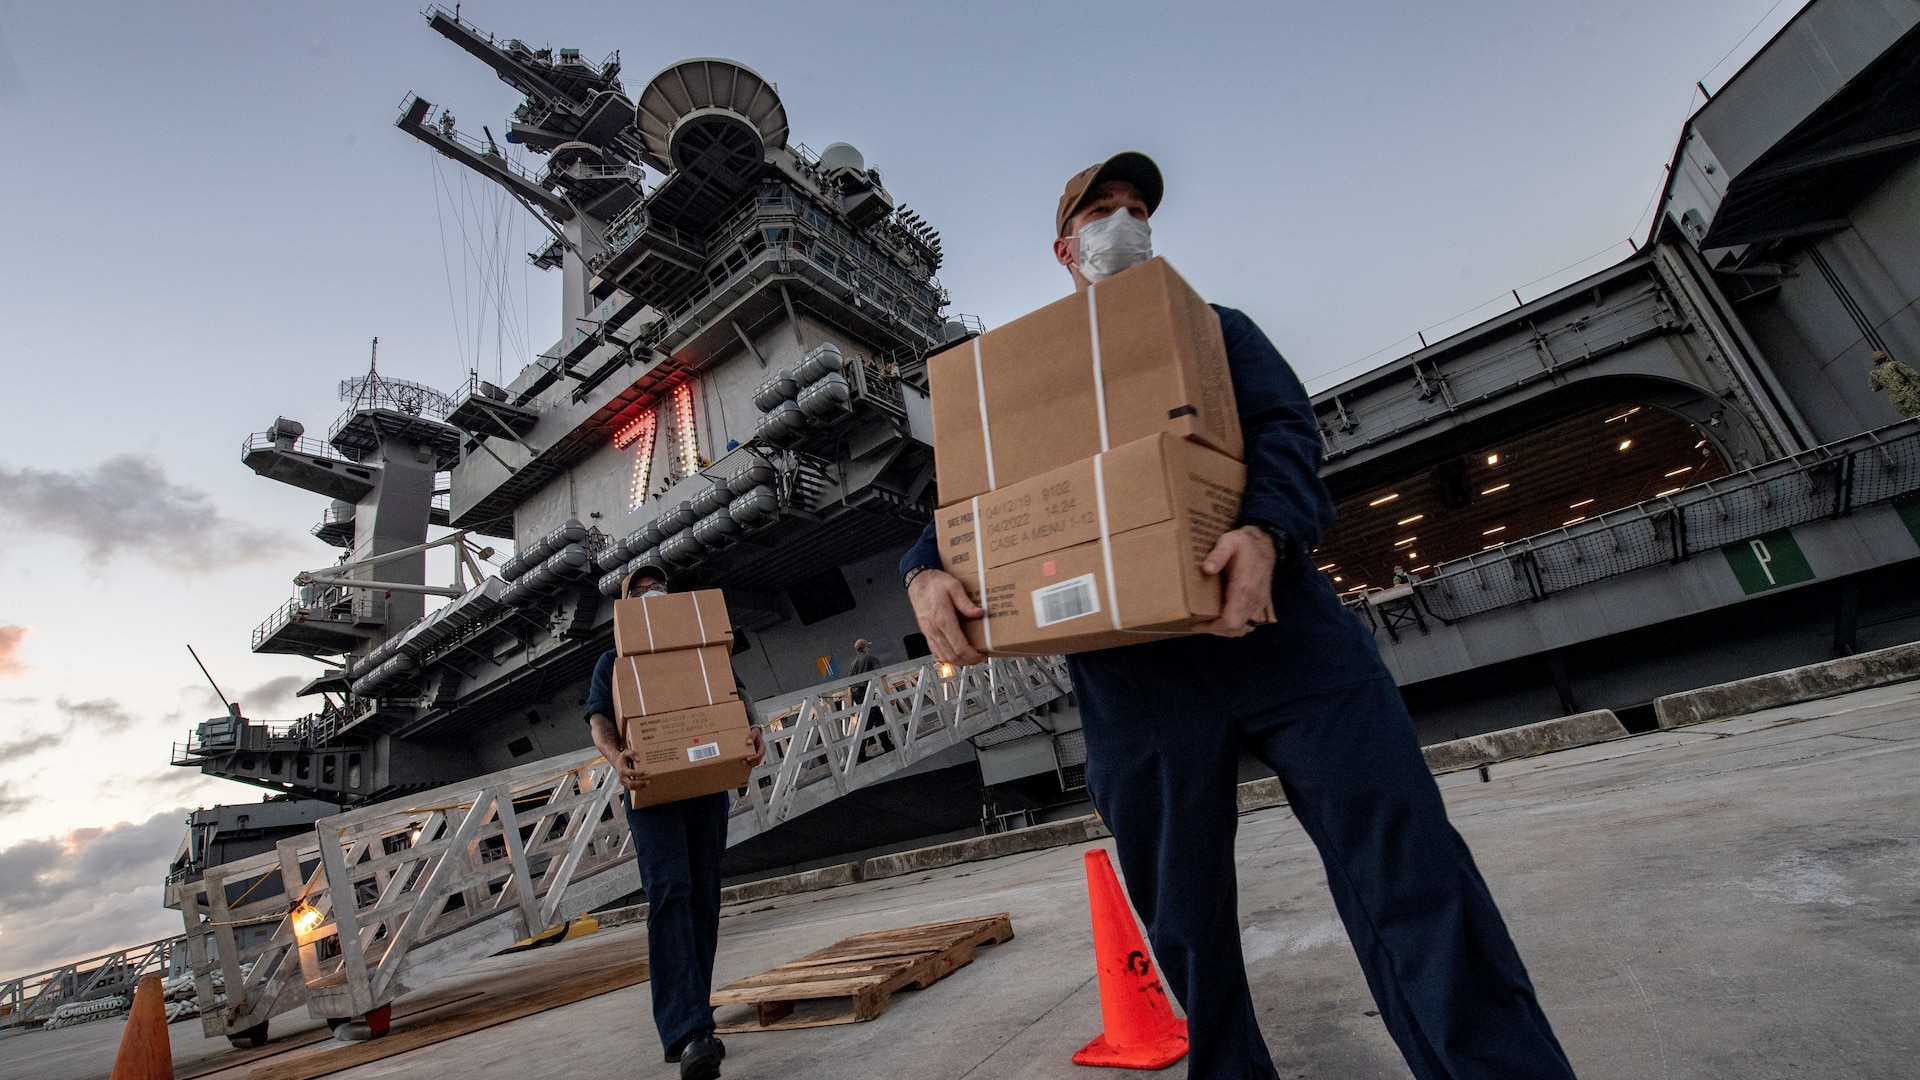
<box><xmin>1313</xmin><ymin>403</ymin><xmax>1732</xmax><ymax>595</ymax></box>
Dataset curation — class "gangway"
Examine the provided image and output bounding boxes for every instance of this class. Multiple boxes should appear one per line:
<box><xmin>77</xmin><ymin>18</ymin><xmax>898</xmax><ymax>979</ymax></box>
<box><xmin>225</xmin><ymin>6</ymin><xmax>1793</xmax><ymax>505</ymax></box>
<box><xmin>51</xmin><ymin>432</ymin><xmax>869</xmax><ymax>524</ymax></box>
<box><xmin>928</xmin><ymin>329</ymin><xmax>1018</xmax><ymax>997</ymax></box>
<box><xmin>177</xmin><ymin>654</ymin><xmax>1069</xmax><ymax>1043</ymax></box>
<box><xmin>0</xmin><ymin>936</ymin><xmax>182</xmax><ymax>1032</ymax></box>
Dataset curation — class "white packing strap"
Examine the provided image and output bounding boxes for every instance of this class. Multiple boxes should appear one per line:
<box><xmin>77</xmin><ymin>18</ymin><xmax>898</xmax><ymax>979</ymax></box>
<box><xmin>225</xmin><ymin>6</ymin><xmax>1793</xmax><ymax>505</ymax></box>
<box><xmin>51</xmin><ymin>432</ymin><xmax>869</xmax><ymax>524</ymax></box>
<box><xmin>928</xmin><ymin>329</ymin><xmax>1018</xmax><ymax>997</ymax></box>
<box><xmin>1093</xmin><ymin>453</ymin><xmax>1122</xmax><ymax>630</ymax></box>
<box><xmin>691</xmin><ymin>593</ymin><xmax>708</xmax><ymax>644</ymax></box>
<box><xmin>639</xmin><ymin>595</ymin><xmax>657</xmax><ymax>651</ymax></box>
<box><xmin>625</xmin><ymin>656</ymin><xmax>647</xmax><ymax>715</ymax></box>
<box><xmin>697</xmin><ymin>647</ymin><xmax>715</xmax><ymax>705</ymax></box>
<box><xmin>972</xmin><ymin>495</ymin><xmax>993</xmax><ymax>651</ymax></box>
<box><xmin>1087</xmin><ymin>284</ymin><xmax>1111</xmax><ymax>452</ymax></box>
<box><xmin>972</xmin><ymin>338</ymin><xmax>997</xmax><ymax>489</ymax></box>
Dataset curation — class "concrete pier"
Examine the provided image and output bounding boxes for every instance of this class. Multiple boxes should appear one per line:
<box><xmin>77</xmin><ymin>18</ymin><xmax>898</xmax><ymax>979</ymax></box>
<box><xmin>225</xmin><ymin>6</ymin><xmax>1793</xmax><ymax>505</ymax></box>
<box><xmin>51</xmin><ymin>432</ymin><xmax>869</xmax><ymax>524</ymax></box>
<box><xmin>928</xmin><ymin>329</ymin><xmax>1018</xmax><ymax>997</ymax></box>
<box><xmin>10</xmin><ymin>679</ymin><xmax>1918</xmax><ymax>1079</ymax></box>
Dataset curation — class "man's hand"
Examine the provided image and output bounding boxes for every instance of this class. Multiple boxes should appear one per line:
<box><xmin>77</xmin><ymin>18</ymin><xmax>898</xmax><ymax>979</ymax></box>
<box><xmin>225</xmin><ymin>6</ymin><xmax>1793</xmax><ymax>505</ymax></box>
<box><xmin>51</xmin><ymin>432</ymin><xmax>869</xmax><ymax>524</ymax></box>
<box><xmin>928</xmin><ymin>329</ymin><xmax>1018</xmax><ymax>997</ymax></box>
<box><xmin>1196</xmin><ymin>526</ymin><xmax>1276</xmax><ymax>638</ymax></box>
<box><xmin>589</xmin><ymin>713</ymin><xmax>649</xmax><ymax>788</ymax></box>
<box><xmin>743</xmin><ymin>725</ymin><xmax>767</xmax><ymax>768</ymax></box>
<box><xmin>613</xmin><ymin>747</ymin><xmax>649</xmax><ymax>789</ymax></box>
<box><xmin>909</xmin><ymin>568</ymin><xmax>987</xmax><ymax>666</ymax></box>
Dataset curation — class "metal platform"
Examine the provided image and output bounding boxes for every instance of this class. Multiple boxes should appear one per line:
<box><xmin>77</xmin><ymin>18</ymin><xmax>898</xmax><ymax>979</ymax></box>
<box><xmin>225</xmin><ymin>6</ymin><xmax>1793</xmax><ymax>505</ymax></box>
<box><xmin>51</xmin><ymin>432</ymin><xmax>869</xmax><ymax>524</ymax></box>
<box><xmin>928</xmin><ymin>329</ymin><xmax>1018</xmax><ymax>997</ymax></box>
<box><xmin>329</xmin><ymin>408</ymin><xmax>464</xmax><ymax>470</ymax></box>
<box><xmin>444</xmin><ymin>389</ymin><xmax>539</xmax><ymax>440</ymax></box>
<box><xmin>251</xmin><ymin>591</ymin><xmax>385</xmax><ymax>656</ymax></box>
<box><xmin>241</xmin><ymin>433</ymin><xmax>378</xmax><ymax>503</ymax></box>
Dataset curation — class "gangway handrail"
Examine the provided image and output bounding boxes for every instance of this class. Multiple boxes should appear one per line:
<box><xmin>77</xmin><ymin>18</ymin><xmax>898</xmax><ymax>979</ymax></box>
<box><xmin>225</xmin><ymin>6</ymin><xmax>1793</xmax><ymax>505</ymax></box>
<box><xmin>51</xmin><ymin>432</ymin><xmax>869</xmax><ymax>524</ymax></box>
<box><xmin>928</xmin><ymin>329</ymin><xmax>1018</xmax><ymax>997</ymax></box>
<box><xmin>163</xmin><ymin>654</ymin><xmax>1070</xmax><ymax>1037</ymax></box>
<box><xmin>0</xmin><ymin>936</ymin><xmax>182</xmax><ymax>1031</ymax></box>
<box><xmin>731</xmin><ymin>655</ymin><xmax>1070</xmax><ymax>843</ymax></box>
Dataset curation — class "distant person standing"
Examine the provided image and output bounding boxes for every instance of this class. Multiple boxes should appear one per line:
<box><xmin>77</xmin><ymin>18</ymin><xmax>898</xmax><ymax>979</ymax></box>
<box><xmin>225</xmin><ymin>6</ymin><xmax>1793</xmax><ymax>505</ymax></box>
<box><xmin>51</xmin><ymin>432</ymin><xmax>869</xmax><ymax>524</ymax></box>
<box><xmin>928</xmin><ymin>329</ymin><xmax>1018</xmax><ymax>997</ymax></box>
<box><xmin>847</xmin><ymin>639</ymin><xmax>894</xmax><ymax>760</ymax></box>
<box><xmin>1868</xmin><ymin>352</ymin><xmax>1920</xmax><ymax>418</ymax></box>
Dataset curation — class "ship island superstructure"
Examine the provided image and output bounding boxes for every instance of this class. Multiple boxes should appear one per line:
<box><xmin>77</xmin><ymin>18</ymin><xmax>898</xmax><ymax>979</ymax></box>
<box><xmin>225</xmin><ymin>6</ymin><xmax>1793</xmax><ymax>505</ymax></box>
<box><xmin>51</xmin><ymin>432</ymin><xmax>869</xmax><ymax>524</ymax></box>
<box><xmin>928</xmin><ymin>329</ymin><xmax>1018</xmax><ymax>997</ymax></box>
<box><xmin>171</xmin><ymin>9</ymin><xmax>1082</xmax><ymax>880</ymax></box>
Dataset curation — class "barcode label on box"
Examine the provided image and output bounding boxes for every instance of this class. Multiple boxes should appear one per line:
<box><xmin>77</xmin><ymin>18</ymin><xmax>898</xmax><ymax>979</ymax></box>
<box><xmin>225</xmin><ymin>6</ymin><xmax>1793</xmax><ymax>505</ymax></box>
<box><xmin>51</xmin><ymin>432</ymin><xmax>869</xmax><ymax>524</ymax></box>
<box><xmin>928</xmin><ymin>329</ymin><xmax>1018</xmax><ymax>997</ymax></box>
<box><xmin>686</xmin><ymin>742</ymin><xmax>720</xmax><ymax>762</ymax></box>
<box><xmin>1032</xmin><ymin>574</ymin><xmax>1101</xmax><ymax>627</ymax></box>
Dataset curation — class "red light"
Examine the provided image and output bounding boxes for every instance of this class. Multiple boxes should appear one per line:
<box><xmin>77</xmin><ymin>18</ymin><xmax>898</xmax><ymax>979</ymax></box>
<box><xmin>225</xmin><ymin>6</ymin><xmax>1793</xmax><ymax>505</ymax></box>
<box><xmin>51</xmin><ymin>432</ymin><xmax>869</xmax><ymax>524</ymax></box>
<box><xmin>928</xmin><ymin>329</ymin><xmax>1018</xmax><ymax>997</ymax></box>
<box><xmin>672</xmin><ymin>383</ymin><xmax>699</xmax><ymax>474</ymax></box>
<box><xmin>614</xmin><ymin>409</ymin><xmax>656</xmax><ymax>450</ymax></box>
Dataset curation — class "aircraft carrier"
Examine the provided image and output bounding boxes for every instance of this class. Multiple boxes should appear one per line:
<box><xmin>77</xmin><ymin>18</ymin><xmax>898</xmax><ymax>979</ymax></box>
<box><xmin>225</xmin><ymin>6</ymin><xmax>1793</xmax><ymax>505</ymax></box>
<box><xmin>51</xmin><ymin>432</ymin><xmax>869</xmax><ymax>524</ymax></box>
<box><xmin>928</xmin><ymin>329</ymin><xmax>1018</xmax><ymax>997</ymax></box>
<box><xmin>163</xmin><ymin>1</ymin><xmax>1920</xmax><ymax>892</ymax></box>
<box><xmin>2</xmin><ymin>0</ymin><xmax>1913</xmax><ymax>1050</ymax></box>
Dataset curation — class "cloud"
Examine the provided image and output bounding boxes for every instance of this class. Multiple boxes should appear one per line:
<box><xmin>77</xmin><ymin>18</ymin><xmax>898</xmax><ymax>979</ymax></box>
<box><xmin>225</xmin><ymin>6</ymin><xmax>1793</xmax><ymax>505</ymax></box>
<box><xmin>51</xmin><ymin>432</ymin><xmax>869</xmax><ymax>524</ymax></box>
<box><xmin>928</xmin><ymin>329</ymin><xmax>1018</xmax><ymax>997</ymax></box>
<box><xmin>0</xmin><ymin>810</ymin><xmax>189</xmax><ymax>972</ymax></box>
<box><xmin>0</xmin><ymin>781</ymin><xmax>30</xmax><ymax>817</ymax></box>
<box><xmin>0</xmin><ymin>625</ymin><xmax>24</xmax><ymax>677</ymax></box>
<box><xmin>238</xmin><ymin>675</ymin><xmax>306</xmax><ymax>715</ymax></box>
<box><xmin>0</xmin><ymin>731</ymin><xmax>64</xmax><ymax>761</ymax></box>
<box><xmin>0</xmin><ymin>693</ymin><xmax>157</xmax><ymax>763</ymax></box>
<box><xmin>56</xmin><ymin>696</ymin><xmax>138</xmax><ymax>735</ymax></box>
<box><xmin>0</xmin><ymin>455</ymin><xmax>292</xmax><ymax>572</ymax></box>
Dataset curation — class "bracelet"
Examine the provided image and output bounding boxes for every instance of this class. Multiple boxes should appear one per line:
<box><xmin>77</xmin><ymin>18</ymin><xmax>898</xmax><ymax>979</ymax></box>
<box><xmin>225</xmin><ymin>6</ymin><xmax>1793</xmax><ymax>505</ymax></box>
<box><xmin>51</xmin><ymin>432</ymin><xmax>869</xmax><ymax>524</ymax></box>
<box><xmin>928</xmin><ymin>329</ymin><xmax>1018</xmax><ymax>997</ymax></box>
<box><xmin>903</xmin><ymin>565</ymin><xmax>937</xmax><ymax>590</ymax></box>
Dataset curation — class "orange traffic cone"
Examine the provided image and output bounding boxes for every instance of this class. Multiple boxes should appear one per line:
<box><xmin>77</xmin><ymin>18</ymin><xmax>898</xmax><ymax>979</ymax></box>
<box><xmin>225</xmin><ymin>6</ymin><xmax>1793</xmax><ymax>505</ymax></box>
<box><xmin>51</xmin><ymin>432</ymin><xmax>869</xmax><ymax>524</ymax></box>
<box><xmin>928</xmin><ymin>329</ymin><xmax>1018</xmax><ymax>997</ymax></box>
<box><xmin>1073</xmin><ymin>848</ymin><xmax>1189</xmax><ymax>1069</ymax></box>
<box><xmin>109</xmin><ymin>974</ymin><xmax>173</xmax><ymax>1080</ymax></box>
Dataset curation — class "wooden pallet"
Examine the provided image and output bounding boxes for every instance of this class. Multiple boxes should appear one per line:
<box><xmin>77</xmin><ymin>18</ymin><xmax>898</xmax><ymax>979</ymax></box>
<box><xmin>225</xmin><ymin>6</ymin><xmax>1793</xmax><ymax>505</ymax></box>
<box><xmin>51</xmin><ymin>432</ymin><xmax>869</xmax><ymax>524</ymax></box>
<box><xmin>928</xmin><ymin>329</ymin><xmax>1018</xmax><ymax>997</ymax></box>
<box><xmin>711</xmin><ymin>913</ymin><xmax>1013</xmax><ymax>1032</ymax></box>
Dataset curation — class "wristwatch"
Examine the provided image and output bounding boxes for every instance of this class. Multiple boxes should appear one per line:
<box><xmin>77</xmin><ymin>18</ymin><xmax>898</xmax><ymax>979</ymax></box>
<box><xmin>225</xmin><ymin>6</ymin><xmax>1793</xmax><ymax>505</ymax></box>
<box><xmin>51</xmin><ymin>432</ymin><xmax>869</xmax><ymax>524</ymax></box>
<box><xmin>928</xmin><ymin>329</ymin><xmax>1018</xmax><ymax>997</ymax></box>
<box><xmin>1241</xmin><ymin>519</ymin><xmax>1292</xmax><ymax>568</ymax></box>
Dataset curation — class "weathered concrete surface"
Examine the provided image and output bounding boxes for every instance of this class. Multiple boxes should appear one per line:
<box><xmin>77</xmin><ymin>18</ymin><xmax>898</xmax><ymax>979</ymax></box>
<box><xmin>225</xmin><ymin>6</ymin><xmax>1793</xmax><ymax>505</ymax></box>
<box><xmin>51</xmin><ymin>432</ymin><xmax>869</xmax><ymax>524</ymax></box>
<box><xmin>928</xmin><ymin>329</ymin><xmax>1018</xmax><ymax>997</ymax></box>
<box><xmin>1421</xmin><ymin>709</ymin><xmax>1627</xmax><ymax>773</ymax></box>
<box><xmin>1655</xmin><ymin>638</ymin><xmax>1920</xmax><ymax>728</ymax></box>
<box><xmin>1236</xmin><ymin>776</ymin><xmax>1285</xmax><ymax>812</ymax></box>
<box><xmin>10</xmin><ymin>679</ymin><xmax>1920</xmax><ymax>1080</ymax></box>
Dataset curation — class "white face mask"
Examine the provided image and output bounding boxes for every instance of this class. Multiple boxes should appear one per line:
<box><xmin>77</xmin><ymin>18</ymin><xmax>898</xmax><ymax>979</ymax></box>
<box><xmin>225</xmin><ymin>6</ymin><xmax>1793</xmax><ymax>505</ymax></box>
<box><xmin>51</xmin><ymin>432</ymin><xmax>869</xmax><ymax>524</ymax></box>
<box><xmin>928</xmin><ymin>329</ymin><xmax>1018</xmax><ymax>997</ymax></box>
<box><xmin>1073</xmin><ymin>207</ymin><xmax>1153</xmax><ymax>283</ymax></box>
<box><xmin>638</xmin><ymin>583</ymin><xmax>668</xmax><ymax>597</ymax></box>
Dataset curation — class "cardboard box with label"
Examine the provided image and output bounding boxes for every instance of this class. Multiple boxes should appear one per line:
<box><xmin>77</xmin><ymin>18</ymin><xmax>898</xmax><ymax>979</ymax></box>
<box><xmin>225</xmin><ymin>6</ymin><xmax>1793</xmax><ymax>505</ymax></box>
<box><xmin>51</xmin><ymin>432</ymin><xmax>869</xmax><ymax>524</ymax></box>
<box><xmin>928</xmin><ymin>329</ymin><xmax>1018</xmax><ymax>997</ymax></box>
<box><xmin>612</xmin><ymin>589</ymin><xmax>733</xmax><ymax>656</ymax></box>
<box><xmin>610</xmin><ymin>645</ymin><xmax>737</xmax><ymax>719</ymax></box>
<box><xmin>935</xmin><ymin>433</ymin><xmax>1268</xmax><ymax>655</ymax></box>
<box><xmin>927</xmin><ymin>258</ymin><xmax>1241</xmax><ymax>505</ymax></box>
<box><xmin>620</xmin><ymin>701</ymin><xmax>756</xmax><ymax>809</ymax></box>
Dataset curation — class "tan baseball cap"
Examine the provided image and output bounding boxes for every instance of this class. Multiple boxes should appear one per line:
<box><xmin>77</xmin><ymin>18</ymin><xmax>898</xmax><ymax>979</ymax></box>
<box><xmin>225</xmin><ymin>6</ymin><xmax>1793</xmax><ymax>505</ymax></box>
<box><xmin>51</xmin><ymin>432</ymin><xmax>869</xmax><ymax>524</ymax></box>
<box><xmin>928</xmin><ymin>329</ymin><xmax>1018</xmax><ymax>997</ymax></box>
<box><xmin>1056</xmin><ymin>151</ymin><xmax>1164</xmax><ymax>237</ymax></box>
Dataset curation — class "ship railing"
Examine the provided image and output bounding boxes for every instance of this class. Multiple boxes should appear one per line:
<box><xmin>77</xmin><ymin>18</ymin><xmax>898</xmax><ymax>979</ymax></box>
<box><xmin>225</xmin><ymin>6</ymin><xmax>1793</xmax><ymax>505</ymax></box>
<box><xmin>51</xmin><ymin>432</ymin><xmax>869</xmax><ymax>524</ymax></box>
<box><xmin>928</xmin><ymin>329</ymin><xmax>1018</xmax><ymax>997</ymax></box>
<box><xmin>241</xmin><ymin>431</ymin><xmax>351</xmax><ymax>463</ymax></box>
<box><xmin>632</xmin><ymin>183</ymin><xmax>945</xmax><ymax>340</ymax></box>
<box><xmin>251</xmin><ymin>589</ymin><xmax>386</xmax><ymax>651</ymax></box>
<box><xmin>172</xmin><ymin>720</ymin><xmax>303</xmax><ymax>764</ymax></box>
<box><xmin>1406</xmin><ymin>417</ymin><xmax>1920</xmax><ymax>626</ymax></box>
<box><xmin>334</xmin><ymin>370</ymin><xmax>455</xmax><ymax>428</ymax></box>
<box><xmin>592</xmin><ymin>203</ymin><xmax>706</xmax><ymax>271</ymax></box>
<box><xmin>251</xmin><ymin>599</ymin><xmax>308</xmax><ymax>652</ymax></box>
<box><xmin>0</xmin><ymin>935</ymin><xmax>182</xmax><ymax>1032</ymax></box>
<box><xmin>417</xmin><ymin>118</ymin><xmax>548</xmax><ymax>191</ymax></box>
<box><xmin>293</xmin><ymin>698</ymin><xmax>380</xmax><ymax>747</ymax></box>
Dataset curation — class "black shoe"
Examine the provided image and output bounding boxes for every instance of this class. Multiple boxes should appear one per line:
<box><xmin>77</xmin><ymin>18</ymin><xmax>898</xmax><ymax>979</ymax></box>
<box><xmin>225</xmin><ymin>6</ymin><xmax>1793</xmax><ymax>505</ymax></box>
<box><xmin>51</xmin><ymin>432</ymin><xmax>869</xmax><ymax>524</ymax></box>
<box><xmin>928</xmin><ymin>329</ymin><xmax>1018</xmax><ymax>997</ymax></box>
<box><xmin>665</xmin><ymin>1031</ymin><xmax>727</xmax><ymax>1064</ymax></box>
<box><xmin>679</xmin><ymin>1033</ymin><xmax>724</xmax><ymax>1080</ymax></box>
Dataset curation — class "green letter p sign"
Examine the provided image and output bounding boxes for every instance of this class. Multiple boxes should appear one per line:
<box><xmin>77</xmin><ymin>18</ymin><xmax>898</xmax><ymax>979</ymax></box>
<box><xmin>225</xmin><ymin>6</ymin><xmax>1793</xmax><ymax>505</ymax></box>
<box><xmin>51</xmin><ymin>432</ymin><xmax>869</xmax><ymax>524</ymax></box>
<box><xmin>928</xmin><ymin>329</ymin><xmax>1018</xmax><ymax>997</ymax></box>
<box><xmin>1723</xmin><ymin>531</ymin><xmax>1814</xmax><ymax>594</ymax></box>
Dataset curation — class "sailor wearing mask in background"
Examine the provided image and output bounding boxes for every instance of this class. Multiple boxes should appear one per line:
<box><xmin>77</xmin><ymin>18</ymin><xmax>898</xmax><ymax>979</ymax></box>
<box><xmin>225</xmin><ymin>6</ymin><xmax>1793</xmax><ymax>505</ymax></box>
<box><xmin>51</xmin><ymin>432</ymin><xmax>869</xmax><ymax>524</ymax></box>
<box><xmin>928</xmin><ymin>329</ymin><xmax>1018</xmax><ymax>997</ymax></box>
<box><xmin>898</xmin><ymin>153</ymin><xmax>1578</xmax><ymax>1080</ymax></box>
<box><xmin>585</xmin><ymin>564</ymin><xmax>765</xmax><ymax>1080</ymax></box>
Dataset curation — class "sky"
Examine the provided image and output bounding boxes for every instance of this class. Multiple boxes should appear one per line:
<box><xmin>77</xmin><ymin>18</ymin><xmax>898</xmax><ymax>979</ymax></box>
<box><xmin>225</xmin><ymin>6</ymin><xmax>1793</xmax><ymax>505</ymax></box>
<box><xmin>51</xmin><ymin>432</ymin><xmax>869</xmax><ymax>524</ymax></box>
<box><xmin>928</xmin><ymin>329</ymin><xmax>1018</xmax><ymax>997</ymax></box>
<box><xmin>0</xmin><ymin>0</ymin><xmax>1810</xmax><ymax>974</ymax></box>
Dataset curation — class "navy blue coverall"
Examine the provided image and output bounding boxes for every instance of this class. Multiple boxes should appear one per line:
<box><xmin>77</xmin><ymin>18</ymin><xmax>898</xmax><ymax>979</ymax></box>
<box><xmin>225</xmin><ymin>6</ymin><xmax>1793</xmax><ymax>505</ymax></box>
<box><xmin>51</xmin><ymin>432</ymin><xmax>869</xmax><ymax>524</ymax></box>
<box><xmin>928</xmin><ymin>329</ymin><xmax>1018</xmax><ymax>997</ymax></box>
<box><xmin>902</xmin><ymin>307</ymin><xmax>1576</xmax><ymax>1080</ymax></box>
<box><xmin>585</xmin><ymin>650</ymin><xmax>730</xmax><ymax>1059</ymax></box>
